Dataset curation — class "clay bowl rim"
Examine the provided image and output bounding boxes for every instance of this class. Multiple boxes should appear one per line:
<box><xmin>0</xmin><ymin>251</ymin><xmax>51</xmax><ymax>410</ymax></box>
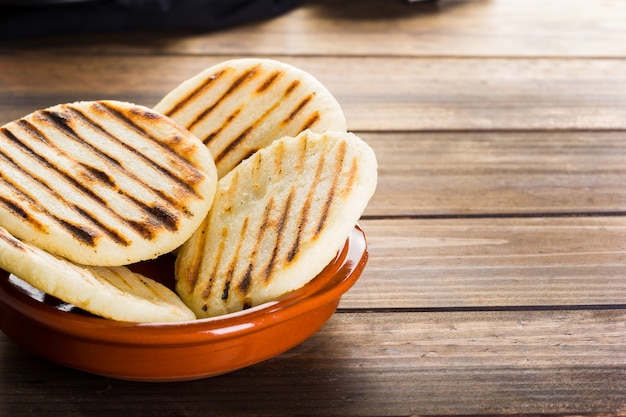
<box><xmin>0</xmin><ymin>225</ymin><xmax>368</xmax><ymax>347</ymax></box>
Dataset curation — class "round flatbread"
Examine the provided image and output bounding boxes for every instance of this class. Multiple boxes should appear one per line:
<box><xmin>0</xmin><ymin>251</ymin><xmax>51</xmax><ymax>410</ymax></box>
<box><xmin>175</xmin><ymin>130</ymin><xmax>377</xmax><ymax>318</ymax></box>
<box><xmin>154</xmin><ymin>58</ymin><xmax>347</xmax><ymax>178</ymax></box>
<box><xmin>0</xmin><ymin>100</ymin><xmax>217</xmax><ymax>266</ymax></box>
<box><xmin>0</xmin><ymin>226</ymin><xmax>195</xmax><ymax>322</ymax></box>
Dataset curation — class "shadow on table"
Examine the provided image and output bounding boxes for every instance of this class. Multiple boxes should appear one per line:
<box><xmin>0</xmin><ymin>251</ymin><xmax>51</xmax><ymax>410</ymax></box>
<box><xmin>0</xmin><ymin>333</ymin><xmax>376</xmax><ymax>417</ymax></box>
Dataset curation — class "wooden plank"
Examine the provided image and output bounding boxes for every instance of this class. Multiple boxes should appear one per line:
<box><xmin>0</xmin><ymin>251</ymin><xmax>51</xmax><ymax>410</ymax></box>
<box><xmin>1</xmin><ymin>0</ymin><xmax>625</xmax><ymax>58</ymax></box>
<box><xmin>363</xmin><ymin>131</ymin><xmax>626</xmax><ymax>216</ymax></box>
<box><xmin>2</xmin><ymin>56</ymin><xmax>625</xmax><ymax>131</ymax></box>
<box><xmin>1</xmin><ymin>310</ymin><xmax>624</xmax><ymax>416</ymax></box>
<box><xmin>343</xmin><ymin>217</ymin><xmax>626</xmax><ymax>309</ymax></box>
<box><xmin>2</xmin><ymin>108</ymin><xmax>626</xmax><ymax>216</ymax></box>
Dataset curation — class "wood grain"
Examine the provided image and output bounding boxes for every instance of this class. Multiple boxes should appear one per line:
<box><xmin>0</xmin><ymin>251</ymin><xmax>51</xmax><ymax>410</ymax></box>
<box><xmin>2</xmin><ymin>56</ymin><xmax>626</xmax><ymax>130</ymax></box>
<box><xmin>1</xmin><ymin>310</ymin><xmax>624</xmax><ymax>416</ymax></box>
<box><xmin>0</xmin><ymin>0</ymin><xmax>624</xmax><ymax>415</ymax></box>
<box><xmin>363</xmin><ymin>131</ymin><xmax>626</xmax><ymax>216</ymax></box>
<box><xmin>346</xmin><ymin>217</ymin><xmax>626</xmax><ymax>309</ymax></box>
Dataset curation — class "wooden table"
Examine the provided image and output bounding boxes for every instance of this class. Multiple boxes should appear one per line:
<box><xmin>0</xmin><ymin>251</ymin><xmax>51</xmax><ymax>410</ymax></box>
<box><xmin>1</xmin><ymin>0</ymin><xmax>625</xmax><ymax>415</ymax></box>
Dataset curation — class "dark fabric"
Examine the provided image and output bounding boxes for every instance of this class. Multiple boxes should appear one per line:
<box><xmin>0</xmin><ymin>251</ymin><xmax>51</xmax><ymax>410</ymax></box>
<box><xmin>0</xmin><ymin>0</ymin><xmax>303</xmax><ymax>39</ymax></box>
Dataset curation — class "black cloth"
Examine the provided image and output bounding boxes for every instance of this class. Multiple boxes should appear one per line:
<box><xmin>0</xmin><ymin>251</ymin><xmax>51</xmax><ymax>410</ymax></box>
<box><xmin>0</xmin><ymin>0</ymin><xmax>303</xmax><ymax>39</ymax></box>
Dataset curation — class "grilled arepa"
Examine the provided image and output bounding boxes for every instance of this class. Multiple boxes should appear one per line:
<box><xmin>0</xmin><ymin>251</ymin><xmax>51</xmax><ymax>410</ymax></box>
<box><xmin>0</xmin><ymin>226</ymin><xmax>195</xmax><ymax>322</ymax></box>
<box><xmin>175</xmin><ymin>130</ymin><xmax>377</xmax><ymax>318</ymax></box>
<box><xmin>0</xmin><ymin>100</ymin><xmax>217</xmax><ymax>266</ymax></box>
<box><xmin>154</xmin><ymin>58</ymin><xmax>346</xmax><ymax>178</ymax></box>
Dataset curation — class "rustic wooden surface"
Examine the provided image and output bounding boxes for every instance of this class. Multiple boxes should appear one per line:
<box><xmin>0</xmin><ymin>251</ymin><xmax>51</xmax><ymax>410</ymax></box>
<box><xmin>1</xmin><ymin>0</ymin><xmax>625</xmax><ymax>415</ymax></box>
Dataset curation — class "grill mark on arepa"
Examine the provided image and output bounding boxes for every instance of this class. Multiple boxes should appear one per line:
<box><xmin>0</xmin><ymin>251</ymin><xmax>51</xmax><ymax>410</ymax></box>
<box><xmin>2</xmin><ymin>120</ymin><xmax>171</xmax><ymax>242</ymax></box>
<box><xmin>282</xmin><ymin>94</ymin><xmax>313</xmax><ymax>125</ymax></box>
<box><xmin>214</xmin><ymin>126</ymin><xmax>253</xmax><ymax>164</ymax></box>
<box><xmin>343</xmin><ymin>156</ymin><xmax>359</xmax><ymax>198</ymax></box>
<box><xmin>5</xmin><ymin>124</ymin><xmax>106</xmax><ymax>205</ymax></box>
<box><xmin>198</xmin><ymin>172</ymin><xmax>242</xmax><ymax>303</ymax></box>
<box><xmin>0</xmin><ymin>227</ymin><xmax>27</xmax><ymax>251</ymax></box>
<box><xmin>262</xmin><ymin>188</ymin><xmax>294</xmax><ymax>283</ymax></box>
<box><xmin>181</xmin><ymin>218</ymin><xmax>210</xmax><ymax>294</ymax></box>
<box><xmin>197</xmin><ymin>171</ymin><xmax>241</xmax><ymax>304</ymax></box>
<box><xmin>163</xmin><ymin>69</ymin><xmax>228</xmax><ymax>118</ymax></box>
<box><xmin>300</xmin><ymin>112</ymin><xmax>321</xmax><ymax>131</ymax></box>
<box><xmin>201</xmin><ymin>71</ymin><xmax>284</xmax><ymax>149</ymax></box>
<box><xmin>285</xmin><ymin>80</ymin><xmax>300</xmax><ymax>95</ymax></box>
<box><xmin>90</xmin><ymin>102</ymin><xmax>206</xmax><ymax>194</ymax></box>
<box><xmin>316</xmin><ymin>140</ymin><xmax>346</xmax><ymax>235</ymax></box>
<box><xmin>0</xmin><ymin>149</ymin><xmax>46</xmax><ymax>233</ymax></box>
<box><xmin>11</xmin><ymin>123</ymin><xmax>160</xmax><ymax>240</ymax></box>
<box><xmin>0</xmin><ymin>129</ymin><xmax>126</xmax><ymax>244</ymax></box>
<box><xmin>256</xmin><ymin>70</ymin><xmax>283</xmax><ymax>93</ymax></box>
<box><xmin>212</xmin><ymin>94</ymin><xmax>282</xmax><ymax>163</ymax></box>
<box><xmin>96</xmin><ymin>268</ymin><xmax>171</xmax><ymax>308</ymax></box>
<box><xmin>38</xmin><ymin>107</ymin><xmax>187</xmax><ymax>233</ymax></box>
<box><xmin>99</xmin><ymin>267</ymin><xmax>136</xmax><ymax>293</ymax></box>
<box><xmin>2</xmin><ymin>194</ymin><xmax>108</xmax><ymax>247</ymax></box>
<box><xmin>236</xmin><ymin>195</ymin><xmax>274</xmax><ymax>294</ymax></box>
<box><xmin>141</xmin><ymin>277</ymin><xmax>169</xmax><ymax>303</ymax></box>
<box><xmin>221</xmin><ymin>216</ymin><xmax>249</xmax><ymax>301</ymax></box>
<box><xmin>211</xmin><ymin>75</ymin><xmax>299</xmax><ymax>165</ymax></box>
<box><xmin>57</xmin><ymin>218</ymin><xmax>99</xmax><ymax>246</ymax></box>
<box><xmin>202</xmin><ymin>106</ymin><xmax>243</xmax><ymax>146</ymax></box>
<box><xmin>238</xmin><ymin>261</ymin><xmax>253</xmax><ymax>296</ymax></box>
<box><xmin>0</xmin><ymin>134</ymin><xmax>117</xmax><ymax>247</ymax></box>
<box><xmin>70</xmin><ymin>205</ymin><xmax>133</xmax><ymax>245</ymax></box>
<box><xmin>237</xmin><ymin>199</ymin><xmax>272</xmax><ymax>295</ymax></box>
<box><xmin>200</xmin><ymin>229</ymin><xmax>227</xmax><ymax>305</ymax></box>
<box><xmin>287</xmin><ymin>138</ymin><xmax>326</xmax><ymax>262</ymax></box>
<box><xmin>69</xmin><ymin>107</ymin><xmax>198</xmax><ymax>217</ymax></box>
<box><xmin>0</xmin><ymin>196</ymin><xmax>45</xmax><ymax>233</ymax></box>
<box><xmin>40</xmin><ymin>110</ymin><xmax>121</xmax><ymax>167</ymax></box>
<box><xmin>79</xmin><ymin>163</ymin><xmax>115</xmax><ymax>187</ymax></box>
<box><xmin>189</xmin><ymin>65</ymin><xmax>262</xmax><ymax>131</ymax></box>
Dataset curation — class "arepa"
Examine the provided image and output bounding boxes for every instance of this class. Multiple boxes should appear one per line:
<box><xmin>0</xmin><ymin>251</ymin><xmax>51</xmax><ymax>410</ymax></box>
<box><xmin>175</xmin><ymin>130</ymin><xmax>377</xmax><ymax>318</ymax></box>
<box><xmin>0</xmin><ymin>100</ymin><xmax>217</xmax><ymax>266</ymax></box>
<box><xmin>0</xmin><ymin>226</ymin><xmax>195</xmax><ymax>322</ymax></box>
<box><xmin>154</xmin><ymin>58</ymin><xmax>347</xmax><ymax>178</ymax></box>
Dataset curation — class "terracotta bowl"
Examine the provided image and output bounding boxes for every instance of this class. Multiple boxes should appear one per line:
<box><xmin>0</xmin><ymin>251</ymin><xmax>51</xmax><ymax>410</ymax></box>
<box><xmin>0</xmin><ymin>225</ymin><xmax>367</xmax><ymax>382</ymax></box>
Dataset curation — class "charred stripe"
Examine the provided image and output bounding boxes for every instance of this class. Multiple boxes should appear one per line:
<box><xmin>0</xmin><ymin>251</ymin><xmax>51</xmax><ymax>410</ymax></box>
<box><xmin>284</xmin><ymin>80</ymin><xmax>301</xmax><ymax>96</ymax></box>
<box><xmin>4</xmin><ymin>123</ymin><xmax>178</xmax><ymax>239</ymax></box>
<box><xmin>287</xmin><ymin>140</ymin><xmax>326</xmax><ymax>262</ymax></box>
<box><xmin>256</xmin><ymin>70</ymin><xmax>284</xmax><ymax>93</ymax></box>
<box><xmin>4</xmin><ymin>124</ymin><xmax>106</xmax><ymax>205</ymax></box>
<box><xmin>282</xmin><ymin>94</ymin><xmax>313</xmax><ymax>125</ymax></box>
<box><xmin>182</xmin><ymin>218</ymin><xmax>210</xmax><ymax>293</ymax></box>
<box><xmin>200</xmin><ymin>228</ymin><xmax>227</xmax><ymax>301</ymax></box>
<box><xmin>73</xmin><ymin>205</ymin><xmax>130</xmax><ymax>246</ymax></box>
<box><xmin>0</xmin><ymin>196</ymin><xmax>45</xmax><ymax>233</ymax></box>
<box><xmin>315</xmin><ymin>141</ymin><xmax>346</xmax><ymax>235</ymax></box>
<box><xmin>55</xmin><ymin>217</ymin><xmax>98</xmax><ymax>247</ymax></box>
<box><xmin>0</xmin><ymin>227</ymin><xmax>28</xmax><ymax>252</ymax></box>
<box><xmin>263</xmin><ymin>187</ymin><xmax>294</xmax><ymax>283</ymax></box>
<box><xmin>300</xmin><ymin>111</ymin><xmax>321</xmax><ymax>131</ymax></box>
<box><xmin>88</xmin><ymin>103</ymin><xmax>205</xmax><ymax>195</ymax></box>
<box><xmin>39</xmin><ymin>110</ymin><xmax>122</xmax><ymax>167</ymax></box>
<box><xmin>239</xmin><ymin>195</ymin><xmax>274</xmax><ymax>294</ymax></box>
<box><xmin>41</xmin><ymin>107</ymin><xmax>188</xmax><ymax>228</ymax></box>
<box><xmin>214</xmin><ymin>126</ymin><xmax>253</xmax><ymax>164</ymax></box>
<box><xmin>202</xmin><ymin>106</ymin><xmax>243</xmax><ymax>146</ymax></box>
<box><xmin>164</xmin><ymin>69</ymin><xmax>227</xmax><ymax>118</ymax></box>
<box><xmin>188</xmin><ymin>65</ymin><xmax>262</xmax><ymax>131</ymax></box>
<box><xmin>218</xmin><ymin>217</ymin><xmax>249</xmax><ymax>302</ymax></box>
